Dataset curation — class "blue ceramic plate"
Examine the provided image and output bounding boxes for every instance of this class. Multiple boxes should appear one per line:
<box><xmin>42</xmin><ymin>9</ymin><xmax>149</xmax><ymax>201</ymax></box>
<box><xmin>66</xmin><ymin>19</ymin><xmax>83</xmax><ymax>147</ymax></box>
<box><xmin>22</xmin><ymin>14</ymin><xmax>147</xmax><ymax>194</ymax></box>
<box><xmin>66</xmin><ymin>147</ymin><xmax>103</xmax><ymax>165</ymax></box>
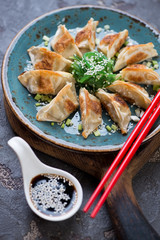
<box><xmin>2</xmin><ymin>6</ymin><xmax>160</xmax><ymax>152</ymax></box>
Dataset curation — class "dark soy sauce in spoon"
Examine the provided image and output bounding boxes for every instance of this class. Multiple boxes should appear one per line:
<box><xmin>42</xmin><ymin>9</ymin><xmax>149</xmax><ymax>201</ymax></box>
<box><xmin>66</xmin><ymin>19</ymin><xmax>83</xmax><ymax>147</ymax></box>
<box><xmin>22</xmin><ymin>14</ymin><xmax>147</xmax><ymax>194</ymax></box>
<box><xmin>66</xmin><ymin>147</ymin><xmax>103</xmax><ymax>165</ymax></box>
<box><xmin>30</xmin><ymin>174</ymin><xmax>77</xmax><ymax>217</ymax></box>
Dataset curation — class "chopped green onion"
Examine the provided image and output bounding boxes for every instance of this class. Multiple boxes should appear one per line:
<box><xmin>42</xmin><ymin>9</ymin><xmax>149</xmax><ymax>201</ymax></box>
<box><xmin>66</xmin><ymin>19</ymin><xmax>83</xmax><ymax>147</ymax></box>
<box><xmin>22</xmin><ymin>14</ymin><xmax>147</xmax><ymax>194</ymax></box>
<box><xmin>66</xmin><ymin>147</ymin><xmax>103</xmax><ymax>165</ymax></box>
<box><xmin>66</xmin><ymin>119</ymin><xmax>72</xmax><ymax>126</ymax></box>
<box><xmin>44</xmin><ymin>41</ymin><xmax>48</xmax><ymax>46</ymax></box>
<box><xmin>94</xmin><ymin>130</ymin><xmax>101</xmax><ymax>136</ymax></box>
<box><xmin>34</xmin><ymin>94</ymin><xmax>53</xmax><ymax>103</ymax></box>
<box><xmin>34</xmin><ymin>94</ymin><xmax>42</xmax><ymax>101</ymax></box>
<box><xmin>42</xmin><ymin>35</ymin><xmax>50</xmax><ymax>42</ymax></box>
<box><xmin>115</xmin><ymin>52</ymin><xmax>119</xmax><ymax>57</ymax></box>
<box><xmin>42</xmin><ymin>95</ymin><xmax>52</xmax><ymax>102</ymax></box>
<box><xmin>78</xmin><ymin>123</ymin><xmax>82</xmax><ymax>131</ymax></box>
<box><xmin>151</xmin><ymin>60</ymin><xmax>159</xmax><ymax>69</ymax></box>
<box><xmin>124</xmin><ymin>40</ymin><xmax>129</xmax><ymax>46</ymax></box>
<box><xmin>106</xmin><ymin>125</ymin><xmax>112</xmax><ymax>132</ymax></box>
<box><xmin>51</xmin><ymin>122</ymin><xmax>54</xmax><ymax>126</ymax></box>
<box><xmin>146</xmin><ymin>62</ymin><xmax>152</xmax><ymax>68</ymax></box>
<box><xmin>111</xmin><ymin>124</ymin><xmax>118</xmax><ymax>131</ymax></box>
<box><xmin>152</xmin><ymin>60</ymin><xmax>158</xmax><ymax>66</ymax></box>
<box><xmin>61</xmin><ymin>123</ymin><xmax>65</xmax><ymax>129</ymax></box>
<box><xmin>153</xmin><ymin>85</ymin><xmax>160</xmax><ymax>92</ymax></box>
<box><xmin>154</xmin><ymin>64</ymin><xmax>159</xmax><ymax>69</ymax></box>
<box><xmin>35</xmin><ymin>103</ymin><xmax>41</xmax><ymax>106</ymax></box>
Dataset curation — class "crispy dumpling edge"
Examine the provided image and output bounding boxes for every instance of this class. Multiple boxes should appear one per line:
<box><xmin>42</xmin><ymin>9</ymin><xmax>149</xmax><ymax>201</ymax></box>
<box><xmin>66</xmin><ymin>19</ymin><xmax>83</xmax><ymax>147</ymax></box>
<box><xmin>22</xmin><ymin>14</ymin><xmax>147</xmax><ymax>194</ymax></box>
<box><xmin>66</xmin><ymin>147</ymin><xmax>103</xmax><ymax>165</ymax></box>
<box><xmin>113</xmin><ymin>42</ymin><xmax>158</xmax><ymax>72</ymax></box>
<box><xmin>120</xmin><ymin>64</ymin><xmax>160</xmax><ymax>85</ymax></box>
<box><xmin>96</xmin><ymin>89</ymin><xmax>131</xmax><ymax>134</ymax></box>
<box><xmin>79</xmin><ymin>87</ymin><xmax>102</xmax><ymax>138</ymax></box>
<box><xmin>106</xmin><ymin>80</ymin><xmax>151</xmax><ymax>109</ymax></box>
<box><xmin>36</xmin><ymin>82</ymin><xmax>79</xmax><ymax>122</ymax></box>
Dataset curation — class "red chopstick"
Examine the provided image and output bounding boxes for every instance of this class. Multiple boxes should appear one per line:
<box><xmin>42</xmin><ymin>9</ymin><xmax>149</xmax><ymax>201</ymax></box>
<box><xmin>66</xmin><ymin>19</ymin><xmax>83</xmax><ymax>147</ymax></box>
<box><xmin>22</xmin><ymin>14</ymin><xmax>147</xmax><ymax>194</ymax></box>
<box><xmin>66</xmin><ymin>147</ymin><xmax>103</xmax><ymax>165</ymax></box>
<box><xmin>83</xmin><ymin>90</ymin><xmax>160</xmax><ymax>216</ymax></box>
<box><xmin>91</xmin><ymin>101</ymin><xmax>160</xmax><ymax>217</ymax></box>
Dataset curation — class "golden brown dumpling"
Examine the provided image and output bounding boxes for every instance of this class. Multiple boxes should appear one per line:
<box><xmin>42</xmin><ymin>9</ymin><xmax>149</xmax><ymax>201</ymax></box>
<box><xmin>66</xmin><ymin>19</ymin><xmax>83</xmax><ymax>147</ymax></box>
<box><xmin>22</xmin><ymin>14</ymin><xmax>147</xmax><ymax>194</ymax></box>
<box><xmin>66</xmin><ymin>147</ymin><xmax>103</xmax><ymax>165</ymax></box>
<box><xmin>113</xmin><ymin>42</ymin><xmax>158</xmax><ymax>72</ymax></box>
<box><xmin>28</xmin><ymin>46</ymin><xmax>72</xmax><ymax>71</ymax></box>
<box><xmin>96</xmin><ymin>89</ymin><xmax>131</xmax><ymax>134</ymax></box>
<box><xmin>36</xmin><ymin>82</ymin><xmax>79</xmax><ymax>122</ymax></box>
<box><xmin>107</xmin><ymin>80</ymin><xmax>151</xmax><ymax>109</ymax></box>
<box><xmin>51</xmin><ymin>25</ymin><xmax>82</xmax><ymax>59</ymax></box>
<box><xmin>18</xmin><ymin>70</ymin><xmax>75</xmax><ymax>95</ymax></box>
<box><xmin>120</xmin><ymin>64</ymin><xmax>160</xmax><ymax>85</ymax></box>
<box><xmin>98</xmin><ymin>29</ymin><xmax>128</xmax><ymax>59</ymax></box>
<box><xmin>79</xmin><ymin>88</ymin><xmax>102</xmax><ymax>138</ymax></box>
<box><xmin>75</xmin><ymin>18</ymin><xmax>99</xmax><ymax>54</ymax></box>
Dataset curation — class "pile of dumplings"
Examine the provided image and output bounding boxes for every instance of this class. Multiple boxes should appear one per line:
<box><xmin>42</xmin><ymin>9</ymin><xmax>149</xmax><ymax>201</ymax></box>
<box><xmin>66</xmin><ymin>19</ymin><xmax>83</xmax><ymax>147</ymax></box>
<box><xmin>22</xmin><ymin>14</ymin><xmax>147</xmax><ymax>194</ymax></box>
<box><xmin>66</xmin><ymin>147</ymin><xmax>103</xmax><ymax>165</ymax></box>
<box><xmin>18</xmin><ymin>18</ymin><xmax>160</xmax><ymax>139</ymax></box>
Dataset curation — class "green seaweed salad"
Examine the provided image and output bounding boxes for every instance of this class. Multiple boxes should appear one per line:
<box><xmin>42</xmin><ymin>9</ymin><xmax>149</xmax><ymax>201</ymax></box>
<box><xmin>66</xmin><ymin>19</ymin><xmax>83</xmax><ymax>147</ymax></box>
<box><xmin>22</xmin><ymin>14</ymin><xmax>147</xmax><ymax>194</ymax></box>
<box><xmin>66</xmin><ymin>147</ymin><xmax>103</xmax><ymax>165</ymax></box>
<box><xmin>70</xmin><ymin>51</ymin><xmax>116</xmax><ymax>92</ymax></box>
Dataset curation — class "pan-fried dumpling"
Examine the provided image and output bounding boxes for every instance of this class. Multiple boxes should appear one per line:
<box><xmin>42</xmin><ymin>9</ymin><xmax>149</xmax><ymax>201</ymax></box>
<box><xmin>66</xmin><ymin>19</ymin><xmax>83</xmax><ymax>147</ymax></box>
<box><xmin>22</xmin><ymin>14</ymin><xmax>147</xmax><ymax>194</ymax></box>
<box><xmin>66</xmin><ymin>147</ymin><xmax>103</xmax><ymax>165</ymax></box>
<box><xmin>18</xmin><ymin>70</ymin><xmax>75</xmax><ymax>95</ymax></box>
<box><xmin>36</xmin><ymin>82</ymin><xmax>79</xmax><ymax>122</ymax></box>
<box><xmin>98</xmin><ymin>29</ymin><xmax>128</xmax><ymax>59</ymax></box>
<box><xmin>79</xmin><ymin>88</ymin><xmax>102</xmax><ymax>138</ymax></box>
<box><xmin>75</xmin><ymin>18</ymin><xmax>99</xmax><ymax>54</ymax></box>
<box><xmin>107</xmin><ymin>80</ymin><xmax>151</xmax><ymax>109</ymax></box>
<box><xmin>113</xmin><ymin>42</ymin><xmax>158</xmax><ymax>72</ymax></box>
<box><xmin>120</xmin><ymin>64</ymin><xmax>160</xmax><ymax>85</ymax></box>
<box><xmin>28</xmin><ymin>46</ymin><xmax>72</xmax><ymax>71</ymax></box>
<box><xmin>51</xmin><ymin>25</ymin><xmax>82</xmax><ymax>59</ymax></box>
<box><xmin>96</xmin><ymin>89</ymin><xmax>131</xmax><ymax>134</ymax></box>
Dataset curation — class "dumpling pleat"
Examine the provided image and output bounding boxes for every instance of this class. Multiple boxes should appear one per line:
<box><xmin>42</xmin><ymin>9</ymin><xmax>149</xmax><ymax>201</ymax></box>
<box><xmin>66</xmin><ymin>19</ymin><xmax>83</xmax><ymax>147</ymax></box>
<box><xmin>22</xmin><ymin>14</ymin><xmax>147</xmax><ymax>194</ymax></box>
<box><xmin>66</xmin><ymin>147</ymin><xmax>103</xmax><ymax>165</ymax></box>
<box><xmin>98</xmin><ymin>29</ymin><xmax>128</xmax><ymax>58</ymax></box>
<box><xmin>51</xmin><ymin>25</ymin><xmax>82</xmax><ymax>59</ymax></box>
<box><xmin>107</xmin><ymin>80</ymin><xmax>151</xmax><ymax>109</ymax></box>
<box><xmin>36</xmin><ymin>82</ymin><xmax>79</xmax><ymax>122</ymax></box>
<box><xmin>28</xmin><ymin>46</ymin><xmax>72</xmax><ymax>71</ymax></box>
<box><xmin>120</xmin><ymin>64</ymin><xmax>160</xmax><ymax>85</ymax></box>
<box><xmin>96</xmin><ymin>89</ymin><xmax>131</xmax><ymax>134</ymax></box>
<box><xmin>79</xmin><ymin>88</ymin><xmax>102</xmax><ymax>138</ymax></box>
<box><xmin>18</xmin><ymin>70</ymin><xmax>75</xmax><ymax>95</ymax></box>
<box><xmin>75</xmin><ymin>18</ymin><xmax>99</xmax><ymax>54</ymax></box>
<box><xmin>113</xmin><ymin>42</ymin><xmax>158</xmax><ymax>72</ymax></box>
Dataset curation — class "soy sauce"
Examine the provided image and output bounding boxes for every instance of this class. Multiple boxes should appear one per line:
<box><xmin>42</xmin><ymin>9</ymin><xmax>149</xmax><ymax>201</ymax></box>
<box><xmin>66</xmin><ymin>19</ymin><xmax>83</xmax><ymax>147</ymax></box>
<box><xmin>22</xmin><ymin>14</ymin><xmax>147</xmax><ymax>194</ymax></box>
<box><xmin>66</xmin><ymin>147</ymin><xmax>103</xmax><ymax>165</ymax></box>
<box><xmin>30</xmin><ymin>174</ymin><xmax>77</xmax><ymax>217</ymax></box>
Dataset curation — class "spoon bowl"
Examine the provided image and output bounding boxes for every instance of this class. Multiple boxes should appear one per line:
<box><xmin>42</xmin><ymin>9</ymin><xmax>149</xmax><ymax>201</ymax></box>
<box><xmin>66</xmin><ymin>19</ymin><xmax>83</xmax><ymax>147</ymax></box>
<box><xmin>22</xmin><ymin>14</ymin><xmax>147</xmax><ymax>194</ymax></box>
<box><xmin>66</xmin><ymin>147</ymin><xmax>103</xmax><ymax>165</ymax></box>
<box><xmin>8</xmin><ymin>137</ymin><xmax>83</xmax><ymax>221</ymax></box>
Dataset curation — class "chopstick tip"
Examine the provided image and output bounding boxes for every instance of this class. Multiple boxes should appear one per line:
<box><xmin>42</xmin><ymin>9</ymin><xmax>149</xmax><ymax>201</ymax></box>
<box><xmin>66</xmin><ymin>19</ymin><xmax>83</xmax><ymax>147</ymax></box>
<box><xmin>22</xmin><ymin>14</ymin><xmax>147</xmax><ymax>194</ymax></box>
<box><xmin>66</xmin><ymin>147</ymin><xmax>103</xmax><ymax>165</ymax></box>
<box><xmin>90</xmin><ymin>211</ymin><xmax>97</xmax><ymax>218</ymax></box>
<box><xmin>83</xmin><ymin>205</ymin><xmax>89</xmax><ymax>213</ymax></box>
<box><xmin>83</xmin><ymin>208</ymin><xmax>87</xmax><ymax>213</ymax></box>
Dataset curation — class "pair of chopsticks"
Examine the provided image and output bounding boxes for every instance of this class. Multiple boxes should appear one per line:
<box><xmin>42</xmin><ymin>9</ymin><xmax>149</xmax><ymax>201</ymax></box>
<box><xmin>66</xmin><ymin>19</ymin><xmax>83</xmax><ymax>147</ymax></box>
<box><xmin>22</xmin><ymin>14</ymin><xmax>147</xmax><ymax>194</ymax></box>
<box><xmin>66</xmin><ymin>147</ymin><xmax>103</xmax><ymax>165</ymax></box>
<box><xmin>84</xmin><ymin>90</ymin><xmax>160</xmax><ymax>218</ymax></box>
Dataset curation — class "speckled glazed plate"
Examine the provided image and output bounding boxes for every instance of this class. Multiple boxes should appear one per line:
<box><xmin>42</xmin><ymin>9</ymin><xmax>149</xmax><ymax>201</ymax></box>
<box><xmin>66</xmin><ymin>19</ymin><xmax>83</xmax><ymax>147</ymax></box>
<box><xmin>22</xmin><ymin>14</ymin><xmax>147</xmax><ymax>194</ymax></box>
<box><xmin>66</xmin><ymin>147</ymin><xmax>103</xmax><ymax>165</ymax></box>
<box><xmin>2</xmin><ymin>5</ymin><xmax>160</xmax><ymax>152</ymax></box>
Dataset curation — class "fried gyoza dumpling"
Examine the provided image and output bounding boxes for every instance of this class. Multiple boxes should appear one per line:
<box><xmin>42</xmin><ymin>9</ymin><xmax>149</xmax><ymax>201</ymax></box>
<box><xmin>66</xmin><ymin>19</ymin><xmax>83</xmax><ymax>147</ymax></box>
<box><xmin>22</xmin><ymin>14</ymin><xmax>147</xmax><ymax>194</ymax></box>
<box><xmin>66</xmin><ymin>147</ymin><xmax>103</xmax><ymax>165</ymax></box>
<box><xmin>113</xmin><ymin>42</ymin><xmax>158</xmax><ymax>72</ymax></box>
<box><xmin>18</xmin><ymin>70</ymin><xmax>75</xmax><ymax>95</ymax></box>
<box><xmin>79</xmin><ymin>88</ymin><xmax>102</xmax><ymax>138</ymax></box>
<box><xmin>120</xmin><ymin>64</ymin><xmax>160</xmax><ymax>85</ymax></box>
<box><xmin>36</xmin><ymin>82</ymin><xmax>79</xmax><ymax>122</ymax></box>
<box><xmin>96</xmin><ymin>89</ymin><xmax>131</xmax><ymax>134</ymax></box>
<box><xmin>75</xmin><ymin>18</ymin><xmax>99</xmax><ymax>54</ymax></box>
<box><xmin>51</xmin><ymin>25</ymin><xmax>82</xmax><ymax>59</ymax></box>
<box><xmin>28</xmin><ymin>46</ymin><xmax>72</xmax><ymax>71</ymax></box>
<box><xmin>107</xmin><ymin>80</ymin><xmax>151</xmax><ymax>109</ymax></box>
<box><xmin>98</xmin><ymin>29</ymin><xmax>128</xmax><ymax>59</ymax></box>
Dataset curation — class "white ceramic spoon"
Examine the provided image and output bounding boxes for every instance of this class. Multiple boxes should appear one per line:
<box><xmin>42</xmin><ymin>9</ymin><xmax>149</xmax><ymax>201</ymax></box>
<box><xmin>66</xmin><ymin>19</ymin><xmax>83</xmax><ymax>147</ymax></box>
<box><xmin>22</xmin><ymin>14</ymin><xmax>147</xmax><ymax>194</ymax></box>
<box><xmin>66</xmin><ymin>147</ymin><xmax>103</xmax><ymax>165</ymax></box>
<box><xmin>8</xmin><ymin>136</ymin><xmax>83</xmax><ymax>221</ymax></box>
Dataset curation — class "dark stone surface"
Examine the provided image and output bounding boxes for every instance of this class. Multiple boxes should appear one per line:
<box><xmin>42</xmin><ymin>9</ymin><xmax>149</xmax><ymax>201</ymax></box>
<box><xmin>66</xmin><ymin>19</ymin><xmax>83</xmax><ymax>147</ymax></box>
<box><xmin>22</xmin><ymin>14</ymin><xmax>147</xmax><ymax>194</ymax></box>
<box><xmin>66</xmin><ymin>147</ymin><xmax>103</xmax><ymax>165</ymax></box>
<box><xmin>0</xmin><ymin>0</ymin><xmax>160</xmax><ymax>239</ymax></box>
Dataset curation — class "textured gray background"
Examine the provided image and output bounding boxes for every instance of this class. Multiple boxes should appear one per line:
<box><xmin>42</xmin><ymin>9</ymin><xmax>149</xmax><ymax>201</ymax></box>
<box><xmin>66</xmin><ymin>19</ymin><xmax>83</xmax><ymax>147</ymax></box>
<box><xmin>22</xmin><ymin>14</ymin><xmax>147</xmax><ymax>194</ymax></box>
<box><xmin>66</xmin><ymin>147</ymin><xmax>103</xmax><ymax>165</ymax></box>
<box><xmin>0</xmin><ymin>0</ymin><xmax>160</xmax><ymax>239</ymax></box>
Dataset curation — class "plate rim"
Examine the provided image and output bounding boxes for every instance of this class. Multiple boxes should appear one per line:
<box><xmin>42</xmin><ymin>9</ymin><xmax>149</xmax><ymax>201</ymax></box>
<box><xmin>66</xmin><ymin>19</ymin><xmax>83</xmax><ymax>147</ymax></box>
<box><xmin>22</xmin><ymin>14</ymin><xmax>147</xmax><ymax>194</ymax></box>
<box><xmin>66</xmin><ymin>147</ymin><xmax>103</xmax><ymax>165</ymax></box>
<box><xmin>1</xmin><ymin>5</ymin><xmax>160</xmax><ymax>153</ymax></box>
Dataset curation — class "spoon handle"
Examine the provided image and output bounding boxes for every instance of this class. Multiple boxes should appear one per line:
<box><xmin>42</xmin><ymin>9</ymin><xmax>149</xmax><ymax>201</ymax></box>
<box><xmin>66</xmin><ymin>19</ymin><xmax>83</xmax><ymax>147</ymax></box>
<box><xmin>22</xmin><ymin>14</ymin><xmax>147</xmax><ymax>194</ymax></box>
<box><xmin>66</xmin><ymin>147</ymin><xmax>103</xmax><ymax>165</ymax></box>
<box><xmin>8</xmin><ymin>136</ymin><xmax>42</xmax><ymax>181</ymax></box>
